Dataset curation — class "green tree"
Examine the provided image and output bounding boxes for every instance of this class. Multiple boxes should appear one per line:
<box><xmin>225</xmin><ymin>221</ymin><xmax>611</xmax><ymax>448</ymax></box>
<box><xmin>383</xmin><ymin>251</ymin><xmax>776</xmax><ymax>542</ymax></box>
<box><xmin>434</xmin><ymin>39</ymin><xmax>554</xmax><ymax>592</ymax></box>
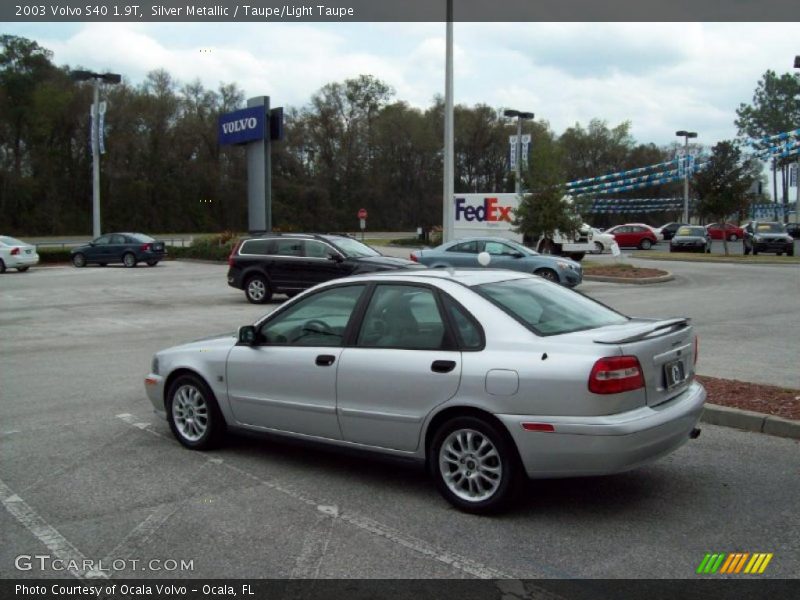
<box><xmin>735</xmin><ymin>69</ymin><xmax>800</xmax><ymax>219</ymax></box>
<box><xmin>693</xmin><ymin>141</ymin><xmax>758</xmax><ymax>255</ymax></box>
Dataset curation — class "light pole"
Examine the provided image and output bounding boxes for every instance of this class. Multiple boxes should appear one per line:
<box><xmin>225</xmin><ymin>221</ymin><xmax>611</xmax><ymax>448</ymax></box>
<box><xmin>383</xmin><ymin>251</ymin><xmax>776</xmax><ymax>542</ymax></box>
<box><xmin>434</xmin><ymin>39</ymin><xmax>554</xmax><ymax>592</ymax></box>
<box><xmin>504</xmin><ymin>109</ymin><xmax>534</xmax><ymax>194</ymax></box>
<box><xmin>71</xmin><ymin>70</ymin><xmax>121</xmax><ymax>238</ymax></box>
<box><xmin>676</xmin><ymin>130</ymin><xmax>697</xmax><ymax>223</ymax></box>
<box><xmin>442</xmin><ymin>0</ymin><xmax>455</xmax><ymax>243</ymax></box>
<box><xmin>794</xmin><ymin>57</ymin><xmax>800</xmax><ymax>223</ymax></box>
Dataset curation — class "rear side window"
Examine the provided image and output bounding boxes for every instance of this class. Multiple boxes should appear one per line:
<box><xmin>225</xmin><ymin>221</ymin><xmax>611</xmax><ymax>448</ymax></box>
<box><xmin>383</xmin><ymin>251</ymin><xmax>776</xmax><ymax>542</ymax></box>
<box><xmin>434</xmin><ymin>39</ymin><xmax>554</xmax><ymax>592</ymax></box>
<box><xmin>475</xmin><ymin>278</ymin><xmax>628</xmax><ymax>336</ymax></box>
<box><xmin>448</xmin><ymin>241</ymin><xmax>479</xmax><ymax>253</ymax></box>
<box><xmin>442</xmin><ymin>295</ymin><xmax>483</xmax><ymax>350</ymax></box>
<box><xmin>240</xmin><ymin>239</ymin><xmax>272</xmax><ymax>255</ymax></box>
<box><xmin>271</xmin><ymin>239</ymin><xmax>303</xmax><ymax>256</ymax></box>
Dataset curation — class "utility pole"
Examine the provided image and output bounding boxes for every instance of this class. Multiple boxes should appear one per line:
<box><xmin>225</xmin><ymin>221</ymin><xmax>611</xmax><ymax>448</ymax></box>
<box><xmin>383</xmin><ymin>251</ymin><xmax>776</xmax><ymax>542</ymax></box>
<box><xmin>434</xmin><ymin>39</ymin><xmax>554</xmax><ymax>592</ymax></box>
<box><xmin>676</xmin><ymin>130</ymin><xmax>697</xmax><ymax>223</ymax></box>
<box><xmin>442</xmin><ymin>0</ymin><xmax>454</xmax><ymax>243</ymax></box>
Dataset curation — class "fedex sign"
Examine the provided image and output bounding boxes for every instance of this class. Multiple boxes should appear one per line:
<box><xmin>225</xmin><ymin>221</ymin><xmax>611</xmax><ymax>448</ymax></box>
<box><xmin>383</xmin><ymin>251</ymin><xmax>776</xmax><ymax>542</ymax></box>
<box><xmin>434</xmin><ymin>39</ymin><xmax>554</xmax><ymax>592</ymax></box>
<box><xmin>455</xmin><ymin>197</ymin><xmax>514</xmax><ymax>223</ymax></box>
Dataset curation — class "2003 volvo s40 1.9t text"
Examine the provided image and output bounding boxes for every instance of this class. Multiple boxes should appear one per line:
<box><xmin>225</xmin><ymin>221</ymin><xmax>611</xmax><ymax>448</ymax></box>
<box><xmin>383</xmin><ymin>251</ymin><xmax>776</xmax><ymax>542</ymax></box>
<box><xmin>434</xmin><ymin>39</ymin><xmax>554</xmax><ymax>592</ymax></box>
<box><xmin>145</xmin><ymin>270</ymin><xmax>705</xmax><ymax>513</ymax></box>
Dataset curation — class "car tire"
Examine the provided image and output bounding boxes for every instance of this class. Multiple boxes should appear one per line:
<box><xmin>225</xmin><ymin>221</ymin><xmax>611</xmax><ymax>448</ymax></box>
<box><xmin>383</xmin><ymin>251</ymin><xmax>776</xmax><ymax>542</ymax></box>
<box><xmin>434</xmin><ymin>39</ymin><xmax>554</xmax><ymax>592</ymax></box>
<box><xmin>743</xmin><ymin>246</ymin><xmax>751</xmax><ymax>256</ymax></box>
<box><xmin>752</xmin><ymin>248</ymin><xmax>758</xmax><ymax>256</ymax></box>
<box><xmin>706</xmin><ymin>246</ymin><xmax>711</xmax><ymax>253</ymax></box>
<box><xmin>17</xmin><ymin>266</ymin><xmax>29</xmax><ymax>272</ymax></box>
<box><xmin>245</xmin><ymin>274</ymin><xmax>272</xmax><ymax>304</ymax></box>
<box><xmin>166</xmin><ymin>373</ymin><xmax>226</xmax><ymax>450</ymax></box>
<box><xmin>729</xmin><ymin>234</ymin><xmax>738</xmax><ymax>242</ymax></box>
<box><xmin>788</xmin><ymin>247</ymin><xmax>795</xmax><ymax>257</ymax></box>
<box><xmin>593</xmin><ymin>242</ymin><xmax>604</xmax><ymax>254</ymax></box>
<box><xmin>534</xmin><ymin>268</ymin><xmax>559</xmax><ymax>283</ymax></box>
<box><xmin>0</xmin><ymin>259</ymin><xmax>6</xmax><ymax>274</ymax></box>
<box><xmin>146</xmin><ymin>260</ymin><xmax>159</xmax><ymax>267</ymax></box>
<box><xmin>122</xmin><ymin>252</ymin><xmax>137</xmax><ymax>268</ymax></box>
<box><xmin>72</xmin><ymin>253</ymin><xmax>87</xmax><ymax>268</ymax></box>
<box><xmin>639</xmin><ymin>239</ymin><xmax>653</xmax><ymax>250</ymax></box>
<box><xmin>669</xmin><ymin>246</ymin><xmax>674</xmax><ymax>253</ymax></box>
<box><xmin>430</xmin><ymin>416</ymin><xmax>519</xmax><ymax>514</ymax></box>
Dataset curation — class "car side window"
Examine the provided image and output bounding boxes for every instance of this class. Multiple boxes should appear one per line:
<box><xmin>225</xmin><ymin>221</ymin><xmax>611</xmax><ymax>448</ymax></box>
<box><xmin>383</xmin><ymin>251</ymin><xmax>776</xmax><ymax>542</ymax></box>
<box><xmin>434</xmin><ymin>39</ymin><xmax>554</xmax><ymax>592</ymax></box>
<box><xmin>240</xmin><ymin>239</ymin><xmax>271</xmax><ymax>255</ymax></box>
<box><xmin>357</xmin><ymin>285</ymin><xmax>449</xmax><ymax>350</ymax></box>
<box><xmin>304</xmin><ymin>240</ymin><xmax>336</xmax><ymax>259</ymax></box>
<box><xmin>258</xmin><ymin>285</ymin><xmax>365</xmax><ymax>347</ymax></box>
<box><xmin>110</xmin><ymin>234</ymin><xmax>126</xmax><ymax>244</ymax></box>
<box><xmin>270</xmin><ymin>239</ymin><xmax>303</xmax><ymax>257</ymax></box>
<box><xmin>447</xmin><ymin>241</ymin><xmax>479</xmax><ymax>253</ymax></box>
<box><xmin>94</xmin><ymin>235</ymin><xmax>111</xmax><ymax>245</ymax></box>
<box><xmin>442</xmin><ymin>295</ymin><xmax>483</xmax><ymax>350</ymax></box>
<box><xmin>484</xmin><ymin>241</ymin><xmax>516</xmax><ymax>256</ymax></box>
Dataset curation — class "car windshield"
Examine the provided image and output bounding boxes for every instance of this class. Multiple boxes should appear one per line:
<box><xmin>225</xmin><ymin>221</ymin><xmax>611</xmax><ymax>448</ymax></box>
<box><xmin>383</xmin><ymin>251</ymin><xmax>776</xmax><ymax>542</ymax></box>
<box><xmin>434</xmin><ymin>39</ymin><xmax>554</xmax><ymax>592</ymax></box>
<box><xmin>474</xmin><ymin>277</ymin><xmax>629</xmax><ymax>336</ymax></box>
<box><xmin>0</xmin><ymin>236</ymin><xmax>26</xmax><ymax>246</ymax></box>
<box><xmin>756</xmin><ymin>223</ymin><xmax>785</xmax><ymax>233</ymax></box>
<box><xmin>330</xmin><ymin>237</ymin><xmax>381</xmax><ymax>258</ymax></box>
<box><xmin>677</xmin><ymin>227</ymin><xmax>705</xmax><ymax>236</ymax></box>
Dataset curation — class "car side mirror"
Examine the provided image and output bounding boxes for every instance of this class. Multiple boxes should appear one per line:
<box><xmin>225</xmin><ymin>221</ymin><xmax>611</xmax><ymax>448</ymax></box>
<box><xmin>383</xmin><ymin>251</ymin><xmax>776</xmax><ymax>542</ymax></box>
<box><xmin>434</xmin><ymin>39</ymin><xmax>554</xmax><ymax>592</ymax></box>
<box><xmin>328</xmin><ymin>254</ymin><xmax>344</xmax><ymax>263</ymax></box>
<box><xmin>512</xmin><ymin>252</ymin><xmax>524</xmax><ymax>258</ymax></box>
<box><xmin>89</xmin><ymin>242</ymin><xmax>95</xmax><ymax>246</ymax></box>
<box><xmin>238</xmin><ymin>325</ymin><xmax>258</xmax><ymax>346</ymax></box>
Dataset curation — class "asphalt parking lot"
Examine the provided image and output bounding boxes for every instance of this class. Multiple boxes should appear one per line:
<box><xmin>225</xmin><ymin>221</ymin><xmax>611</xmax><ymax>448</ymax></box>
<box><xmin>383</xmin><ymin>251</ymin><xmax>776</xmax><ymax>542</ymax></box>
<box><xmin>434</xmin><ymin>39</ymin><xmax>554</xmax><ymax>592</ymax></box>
<box><xmin>1</xmin><ymin>260</ymin><xmax>799</xmax><ymax>581</ymax></box>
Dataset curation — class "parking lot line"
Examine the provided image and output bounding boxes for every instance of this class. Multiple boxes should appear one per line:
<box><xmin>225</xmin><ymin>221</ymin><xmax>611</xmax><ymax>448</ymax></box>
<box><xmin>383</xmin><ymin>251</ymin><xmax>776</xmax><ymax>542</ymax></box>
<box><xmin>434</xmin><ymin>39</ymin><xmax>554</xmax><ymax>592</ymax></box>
<box><xmin>113</xmin><ymin>413</ymin><xmax>514</xmax><ymax>580</ymax></box>
<box><xmin>0</xmin><ymin>477</ymin><xmax>108</xmax><ymax>580</ymax></box>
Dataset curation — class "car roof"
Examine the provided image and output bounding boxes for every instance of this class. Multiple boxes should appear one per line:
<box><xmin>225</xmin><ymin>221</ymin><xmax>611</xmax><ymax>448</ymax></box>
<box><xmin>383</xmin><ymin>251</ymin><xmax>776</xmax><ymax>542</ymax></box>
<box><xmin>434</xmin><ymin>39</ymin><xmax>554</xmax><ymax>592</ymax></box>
<box><xmin>337</xmin><ymin>268</ymin><xmax>531</xmax><ymax>288</ymax></box>
<box><xmin>445</xmin><ymin>236</ymin><xmax>523</xmax><ymax>244</ymax></box>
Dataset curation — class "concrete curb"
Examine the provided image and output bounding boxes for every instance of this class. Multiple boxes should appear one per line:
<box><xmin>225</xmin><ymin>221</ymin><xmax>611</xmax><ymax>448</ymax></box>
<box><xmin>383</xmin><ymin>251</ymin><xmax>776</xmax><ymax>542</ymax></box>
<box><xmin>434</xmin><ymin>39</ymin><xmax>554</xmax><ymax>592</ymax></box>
<box><xmin>701</xmin><ymin>404</ymin><xmax>800</xmax><ymax>440</ymax></box>
<box><xmin>631</xmin><ymin>254</ymin><xmax>800</xmax><ymax>265</ymax></box>
<box><xmin>583</xmin><ymin>272</ymin><xmax>674</xmax><ymax>285</ymax></box>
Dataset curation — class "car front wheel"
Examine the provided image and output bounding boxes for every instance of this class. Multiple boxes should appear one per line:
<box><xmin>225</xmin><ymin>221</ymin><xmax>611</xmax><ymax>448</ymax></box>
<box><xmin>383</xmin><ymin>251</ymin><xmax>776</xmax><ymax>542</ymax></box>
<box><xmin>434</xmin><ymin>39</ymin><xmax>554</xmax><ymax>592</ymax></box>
<box><xmin>430</xmin><ymin>416</ymin><xmax>519</xmax><ymax>514</ymax></box>
<box><xmin>639</xmin><ymin>239</ymin><xmax>653</xmax><ymax>250</ymax></box>
<box><xmin>72</xmin><ymin>253</ymin><xmax>87</xmax><ymax>268</ymax></box>
<box><xmin>534</xmin><ymin>268</ymin><xmax>559</xmax><ymax>283</ymax></box>
<box><xmin>17</xmin><ymin>266</ymin><xmax>29</xmax><ymax>272</ymax></box>
<box><xmin>166</xmin><ymin>374</ymin><xmax>225</xmax><ymax>450</ymax></box>
<box><xmin>146</xmin><ymin>260</ymin><xmax>159</xmax><ymax>267</ymax></box>
<box><xmin>245</xmin><ymin>274</ymin><xmax>272</xmax><ymax>304</ymax></box>
<box><xmin>729</xmin><ymin>234</ymin><xmax>738</xmax><ymax>242</ymax></box>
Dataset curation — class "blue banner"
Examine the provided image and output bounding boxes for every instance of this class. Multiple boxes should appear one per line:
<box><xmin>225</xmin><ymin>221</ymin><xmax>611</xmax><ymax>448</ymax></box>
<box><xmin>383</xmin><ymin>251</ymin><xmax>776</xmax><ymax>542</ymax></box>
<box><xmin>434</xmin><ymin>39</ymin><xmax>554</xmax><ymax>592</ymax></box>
<box><xmin>218</xmin><ymin>106</ymin><xmax>266</xmax><ymax>146</ymax></box>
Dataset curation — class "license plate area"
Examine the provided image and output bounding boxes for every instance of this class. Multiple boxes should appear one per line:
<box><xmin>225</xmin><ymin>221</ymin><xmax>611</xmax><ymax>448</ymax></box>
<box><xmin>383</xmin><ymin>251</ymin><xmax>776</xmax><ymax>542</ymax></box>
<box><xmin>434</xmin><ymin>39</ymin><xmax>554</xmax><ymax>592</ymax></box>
<box><xmin>664</xmin><ymin>359</ymin><xmax>686</xmax><ymax>389</ymax></box>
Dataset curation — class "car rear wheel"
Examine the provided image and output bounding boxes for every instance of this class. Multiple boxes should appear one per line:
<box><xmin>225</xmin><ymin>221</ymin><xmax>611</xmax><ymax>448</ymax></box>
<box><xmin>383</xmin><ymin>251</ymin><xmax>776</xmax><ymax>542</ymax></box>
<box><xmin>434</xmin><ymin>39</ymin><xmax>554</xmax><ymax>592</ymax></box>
<box><xmin>430</xmin><ymin>416</ymin><xmax>519</xmax><ymax>514</ymax></box>
<box><xmin>166</xmin><ymin>374</ymin><xmax>225</xmax><ymax>450</ymax></box>
<box><xmin>534</xmin><ymin>268</ymin><xmax>558</xmax><ymax>283</ymax></box>
<box><xmin>245</xmin><ymin>274</ymin><xmax>272</xmax><ymax>304</ymax></box>
<box><xmin>0</xmin><ymin>259</ymin><xmax>6</xmax><ymax>274</ymax></box>
<box><xmin>122</xmin><ymin>252</ymin><xmax>137</xmax><ymax>268</ymax></box>
<box><xmin>788</xmin><ymin>247</ymin><xmax>795</xmax><ymax>257</ymax></box>
<box><xmin>639</xmin><ymin>239</ymin><xmax>653</xmax><ymax>250</ymax></box>
<box><xmin>729</xmin><ymin>234</ymin><xmax>738</xmax><ymax>242</ymax></box>
<box><xmin>146</xmin><ymin>260</ymin><xmax>159</xmax><ymax>267</ymax></box>
<box><xmin>593</xmin><ymin>242</ymin><xmax>604</xmax><ymax>254</ymax></box>
<box><xmin>72</xmin><ymin>253</ymin><xmax>87</xmax><ymax>268</ymax></box>
<box><xmin>17</xmin><ymin>266</ymin><xmax>29</xmax><ymax>272</ymax></box>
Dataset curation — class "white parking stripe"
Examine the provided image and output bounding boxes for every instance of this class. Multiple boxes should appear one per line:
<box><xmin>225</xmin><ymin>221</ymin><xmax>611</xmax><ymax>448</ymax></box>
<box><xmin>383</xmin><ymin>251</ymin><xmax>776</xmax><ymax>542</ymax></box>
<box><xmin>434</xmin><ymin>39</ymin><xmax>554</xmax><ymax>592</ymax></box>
<box><xmin>0</xmin><ymin>477</ymin><xmax>108</xmax><ymax>579</ymax></box>
<box><xmin>114</xmin><ymin>413</ymin><xmax>511</xmax><ymax>579</ymax></box>
<box><xmin>290</xmin><ymin>506</ymin><xmax>337</xmax><ymax>578</ymax></box>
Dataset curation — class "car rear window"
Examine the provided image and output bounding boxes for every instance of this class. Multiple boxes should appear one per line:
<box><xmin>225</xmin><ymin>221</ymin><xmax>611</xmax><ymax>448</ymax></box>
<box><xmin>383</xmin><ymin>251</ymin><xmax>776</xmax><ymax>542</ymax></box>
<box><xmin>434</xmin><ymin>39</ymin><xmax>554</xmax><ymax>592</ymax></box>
<box><xmin>677</xmin><ymin>227</ymin><xmax>705</xmax><ymax>236</ymax></box>
<box><xmin>0</xmin><ymin>236</ymin><xmax>26</xmax><ymax>246</ymax></box>
<box><xmin>474</xmin><ymin>278</ymin><xmax>628</xmax><ymax>336</ymax></box>
<box><xmin>128</xmin><ymin>233</ymin><xmax>155</xmax><ymax>242</ymax></box>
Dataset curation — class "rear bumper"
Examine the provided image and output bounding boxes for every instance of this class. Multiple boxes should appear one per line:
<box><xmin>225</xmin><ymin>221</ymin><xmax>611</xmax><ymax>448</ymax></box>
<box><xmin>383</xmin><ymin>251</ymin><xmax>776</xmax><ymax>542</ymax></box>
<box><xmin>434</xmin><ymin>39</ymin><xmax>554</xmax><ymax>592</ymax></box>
<box><xmin>227</xmin><ymin>267</ymin><xmax>244</xmax><ymax>289</ymax></box>
<box><xmin>497</xmin><ymin>380</ymin><xmax>706</xmax><ymax>478</ymax></box>
<box><xmin>6</xmin><ymin>253</ymin><xmax>39</xmax><ymax>267</ymax></box>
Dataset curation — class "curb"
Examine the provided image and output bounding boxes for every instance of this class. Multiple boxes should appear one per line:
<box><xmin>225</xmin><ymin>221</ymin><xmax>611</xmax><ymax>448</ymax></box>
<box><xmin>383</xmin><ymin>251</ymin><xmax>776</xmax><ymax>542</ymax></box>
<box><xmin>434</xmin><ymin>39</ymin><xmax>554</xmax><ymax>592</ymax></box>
<box><xmin>631</xmin><ymin>254</ymin><xmax>799</xmax><ymax>265</ymax></box>
<box><xmin>700</xmin><ymin>404</ymin><xmax>800</xmax><ymax>440</ymax></box>
<box><xmin>583</xmin><ymin>273</ymin><xmax>674</xmax><ymax>285</ymax></box>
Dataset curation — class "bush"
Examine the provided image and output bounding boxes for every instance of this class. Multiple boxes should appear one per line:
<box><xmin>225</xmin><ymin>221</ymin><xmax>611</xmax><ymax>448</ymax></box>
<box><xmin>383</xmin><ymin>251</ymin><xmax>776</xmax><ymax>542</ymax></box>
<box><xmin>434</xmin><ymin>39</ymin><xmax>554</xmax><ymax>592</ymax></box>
<box><xmin>37</xmin><ymin>248</ymin><xmax>72</xmax><ymax>263</ymax></box>
<box><xmin>168</xmin><ymin>233</ymin><xmax>239</xmax><ymax>262</ymax></box>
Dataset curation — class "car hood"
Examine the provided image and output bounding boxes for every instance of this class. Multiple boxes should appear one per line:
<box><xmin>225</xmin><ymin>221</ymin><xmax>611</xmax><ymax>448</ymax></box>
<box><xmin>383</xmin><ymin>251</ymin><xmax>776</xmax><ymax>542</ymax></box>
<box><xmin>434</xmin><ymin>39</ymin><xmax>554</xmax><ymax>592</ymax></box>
<box><xmin>350</xmin><ymin>255</ymin><xmax>422</xmax><ymax>268</ymax></box>
<box><xmin>754</xmin><ymin>232</ymin><xmax>791</xmax><ymax>240</ymax></box>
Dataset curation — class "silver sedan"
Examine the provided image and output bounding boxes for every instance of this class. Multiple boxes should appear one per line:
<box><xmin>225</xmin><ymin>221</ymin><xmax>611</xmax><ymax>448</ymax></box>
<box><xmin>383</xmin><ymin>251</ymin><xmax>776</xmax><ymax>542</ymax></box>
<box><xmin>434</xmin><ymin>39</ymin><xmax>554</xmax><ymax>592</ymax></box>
<box><xmin>145</xmin><ymin>270</ymin><xmax>706</xmax><ymax>513</ymax></box>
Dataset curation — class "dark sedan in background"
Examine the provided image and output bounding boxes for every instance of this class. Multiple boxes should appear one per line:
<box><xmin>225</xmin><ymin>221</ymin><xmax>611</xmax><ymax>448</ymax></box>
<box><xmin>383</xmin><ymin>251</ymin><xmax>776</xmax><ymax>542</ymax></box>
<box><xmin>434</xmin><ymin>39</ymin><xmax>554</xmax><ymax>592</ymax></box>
<box><xmin>743</xmin><ymin>222</ymin><xmax>795</xmax><ymax>256</ymax></box>
<box><xmin>71</xmin><ymin>233</ymin><xmax>167</xmax><ymax>268</ymax></box>
<box><xmin>669</xmin><ymin>226</ymin><xmax>711</xmax><ymax>253</ymax></box>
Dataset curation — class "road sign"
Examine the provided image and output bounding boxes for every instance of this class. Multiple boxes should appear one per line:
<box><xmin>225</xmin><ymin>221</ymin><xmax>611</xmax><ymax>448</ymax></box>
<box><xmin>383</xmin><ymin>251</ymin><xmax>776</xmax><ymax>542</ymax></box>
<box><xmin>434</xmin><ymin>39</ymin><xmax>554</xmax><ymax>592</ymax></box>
<box><xmin>358</xmin><ymin>208</ymin><xmax>368</xmax><ymax>219</ymax></box>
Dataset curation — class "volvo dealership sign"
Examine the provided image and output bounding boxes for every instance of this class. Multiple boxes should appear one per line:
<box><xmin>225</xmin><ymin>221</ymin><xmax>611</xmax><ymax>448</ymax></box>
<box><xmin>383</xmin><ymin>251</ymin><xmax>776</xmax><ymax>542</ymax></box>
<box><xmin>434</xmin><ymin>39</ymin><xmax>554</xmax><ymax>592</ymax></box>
<box><xmin>218</xmin><ymin>106</ymin><xmax>266</xmax><ymax>146</ymax></box>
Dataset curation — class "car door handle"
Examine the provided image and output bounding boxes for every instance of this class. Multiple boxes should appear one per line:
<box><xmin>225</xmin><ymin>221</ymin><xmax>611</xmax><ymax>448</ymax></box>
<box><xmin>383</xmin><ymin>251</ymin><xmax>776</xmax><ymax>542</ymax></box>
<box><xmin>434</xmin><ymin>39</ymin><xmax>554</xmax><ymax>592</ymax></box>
<box><xmin>431</xmin><ymin>360</ymin><xmax>456</xmax><ymax>373</ymax></box>
<box><xmin>315</xmin><ymin>354</ymin><xmax>336</xmax><ymax>367</ymax></box>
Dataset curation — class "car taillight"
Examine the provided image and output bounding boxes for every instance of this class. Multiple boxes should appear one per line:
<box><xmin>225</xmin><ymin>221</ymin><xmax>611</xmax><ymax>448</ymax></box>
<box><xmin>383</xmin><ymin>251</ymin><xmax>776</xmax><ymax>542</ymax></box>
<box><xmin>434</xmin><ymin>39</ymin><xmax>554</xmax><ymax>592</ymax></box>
<box><xmin>694</xmin><ymin>335</ymin><xmax>699</xmax><ymax>366</ymax></box>
<box><xmin>10</xmin><ymin>247</ymin><xmax>20</xmax><ymax>255</ymax></box>
<box><xmin>409</xmin><ymin>253</ymin><xmax>418</xmax><ymax>262</ymax></box>
<box><xmin>588</xmin><ymin>356</ymin><xmax>644</xmax><ymax>394</ymax></box>
<box><xmin>228</xmin><ymin>241</ymin><xmax>242</xmax><ymax>266</ymax></box>
<box><xmin>140</xmin><ymin>243</ymin><xmax>151</xmax><ymax>251</ymax></box>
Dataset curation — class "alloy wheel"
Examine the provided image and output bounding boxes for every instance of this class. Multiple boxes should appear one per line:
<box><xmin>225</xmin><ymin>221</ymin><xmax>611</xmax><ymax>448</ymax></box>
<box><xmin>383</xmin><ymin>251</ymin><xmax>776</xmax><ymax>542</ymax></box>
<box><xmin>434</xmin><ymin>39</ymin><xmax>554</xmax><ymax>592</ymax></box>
<box><xmin>438</xmin><ymin>428</ymin><xmax>503</xmax><ymax>502</ymax></box>
<box><xmin>171</xmin><ymin>384</ymin><xmax>209</xmax><ymax>442</ymax></box>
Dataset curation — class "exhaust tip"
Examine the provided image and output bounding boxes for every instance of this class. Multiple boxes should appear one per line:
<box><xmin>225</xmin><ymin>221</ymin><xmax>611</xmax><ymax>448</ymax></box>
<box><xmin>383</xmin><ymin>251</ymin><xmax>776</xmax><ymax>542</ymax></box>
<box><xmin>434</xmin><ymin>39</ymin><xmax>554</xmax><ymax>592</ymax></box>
<box><xmin>690</xmin><ymin>427</ymin><xmax>702</xmax><ymax>439</ymax></box>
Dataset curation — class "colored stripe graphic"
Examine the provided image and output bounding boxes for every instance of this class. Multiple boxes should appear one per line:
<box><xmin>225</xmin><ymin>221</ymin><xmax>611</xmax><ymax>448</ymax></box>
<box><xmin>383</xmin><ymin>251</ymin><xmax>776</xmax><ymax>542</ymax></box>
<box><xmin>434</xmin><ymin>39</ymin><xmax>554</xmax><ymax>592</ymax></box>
<box><xmin>700</xmin><ymin>553</ymin><xmax>773</xmax><ymax>575</ymax></box>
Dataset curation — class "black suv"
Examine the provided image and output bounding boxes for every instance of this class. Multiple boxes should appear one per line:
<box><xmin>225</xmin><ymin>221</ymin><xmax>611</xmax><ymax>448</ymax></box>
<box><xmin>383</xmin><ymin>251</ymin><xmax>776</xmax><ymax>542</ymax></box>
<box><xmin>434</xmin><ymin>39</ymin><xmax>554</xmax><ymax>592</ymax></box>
<box><xmin>228</xmin><ymin>233</ymin><xmax>421</xmax><ymax>303</ymax></box>
<box><xmin>742</xmin><ymin>221</ymin><xmax>795</xmax><ymax>256</ymax></box>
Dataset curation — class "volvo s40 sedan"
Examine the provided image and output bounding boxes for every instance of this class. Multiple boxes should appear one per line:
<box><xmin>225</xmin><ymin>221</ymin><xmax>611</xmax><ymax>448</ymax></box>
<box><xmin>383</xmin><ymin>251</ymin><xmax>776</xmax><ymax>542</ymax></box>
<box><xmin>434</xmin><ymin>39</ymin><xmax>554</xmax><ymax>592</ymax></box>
<box><xmin>145</xmin><ymin>270</ymin><xmax>705</xmax><ymax>513</ymax></box>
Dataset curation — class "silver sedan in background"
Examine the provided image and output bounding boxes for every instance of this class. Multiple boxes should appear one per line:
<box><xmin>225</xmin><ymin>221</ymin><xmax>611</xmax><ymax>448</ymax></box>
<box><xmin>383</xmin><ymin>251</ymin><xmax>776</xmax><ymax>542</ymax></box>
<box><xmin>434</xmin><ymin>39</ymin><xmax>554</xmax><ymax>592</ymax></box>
<box><xmin>145</xmin><ymin>270</ymin><xmax>705</xmax><ymax>513</ymax></box>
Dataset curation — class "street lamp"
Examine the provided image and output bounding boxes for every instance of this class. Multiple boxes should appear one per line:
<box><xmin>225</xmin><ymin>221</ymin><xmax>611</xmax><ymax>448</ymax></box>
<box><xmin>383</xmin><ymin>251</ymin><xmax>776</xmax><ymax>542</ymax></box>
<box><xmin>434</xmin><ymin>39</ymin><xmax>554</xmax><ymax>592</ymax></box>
<box><xmin>504</xmin><ymin>109</ymin><xmax>535</xmax><ymax>194</ymax></box>
<box><xmin>676</xmin><ymin>130</ymin><xmax>698</xmax><ymax>223</ymax></box>
<box><xmin>71</xmin><ymin>70</ymin><xmax>122</xmax><ymax>238</ymax></box>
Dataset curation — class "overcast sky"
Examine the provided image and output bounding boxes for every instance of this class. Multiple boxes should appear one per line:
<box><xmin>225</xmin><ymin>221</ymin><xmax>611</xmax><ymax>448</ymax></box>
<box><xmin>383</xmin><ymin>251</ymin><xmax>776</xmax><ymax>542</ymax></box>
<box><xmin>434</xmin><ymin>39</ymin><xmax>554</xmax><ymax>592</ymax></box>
<box><xmin>5</xmin><ymin>22</ymin><xmax>799</xmax><ymax>151</ymax></box>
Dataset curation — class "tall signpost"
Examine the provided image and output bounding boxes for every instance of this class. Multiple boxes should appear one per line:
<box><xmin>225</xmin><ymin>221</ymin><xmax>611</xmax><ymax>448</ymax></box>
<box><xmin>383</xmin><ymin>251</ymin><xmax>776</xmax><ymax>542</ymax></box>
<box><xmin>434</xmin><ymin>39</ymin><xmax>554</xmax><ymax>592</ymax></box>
<box><xmin>219</xmin><ymin>97</ymin><xmax>283</xmax><ymax>233</ymax></box>
<box><xmin>443</xmin><ymin>0</ymin><xmax>454</xmax><ymax>243</ymax></box>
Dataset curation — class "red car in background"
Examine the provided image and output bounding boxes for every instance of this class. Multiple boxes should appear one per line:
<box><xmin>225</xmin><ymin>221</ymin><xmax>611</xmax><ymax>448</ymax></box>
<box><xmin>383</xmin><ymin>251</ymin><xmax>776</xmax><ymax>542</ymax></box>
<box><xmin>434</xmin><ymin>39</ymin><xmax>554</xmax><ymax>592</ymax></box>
<box><xmin>604</xmin><ymin>224</ymin><xmax>659</xmax><ymax>249</ymax></box>
<box><xmin>706</xmin><ymin>222</ymin><xmax>744</xmax><ymax>241</ymax></box>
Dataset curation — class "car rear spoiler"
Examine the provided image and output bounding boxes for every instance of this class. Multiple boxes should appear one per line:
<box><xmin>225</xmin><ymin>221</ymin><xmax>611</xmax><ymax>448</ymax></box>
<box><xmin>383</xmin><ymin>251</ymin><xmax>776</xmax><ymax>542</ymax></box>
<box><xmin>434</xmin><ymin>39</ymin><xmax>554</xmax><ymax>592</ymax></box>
<box><xmin>594</xmin><ymin>318</ymin><xmax>690</xmax><ymax>345</ymax></box>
